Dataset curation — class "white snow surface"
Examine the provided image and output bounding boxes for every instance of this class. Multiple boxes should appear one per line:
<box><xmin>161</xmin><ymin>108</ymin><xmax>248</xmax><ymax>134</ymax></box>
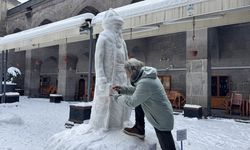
<box><xmin>49</xmin><ymin>94</ymin><xmax>63</xmax><ymax>97</ymax></box>
<box><xmin>5</xmin><ymin>92</ymin><xmax>20</xmax><ymax>96</ymax></box>
<box><xmin>1</xmin><ymin>97</ymin><xmax>250</xmax><ymax>150</ymax></box>
<box><xmin>1</xmin><ymin>81</ymin><xmax>16</xmax><ymax>85</ymax></box>
<box><xmin>45</xmin><ymin>124</ymin><xmax>157</xmax><ymax>150</ymax></box>
<box><xmin>184</xmin><ymin>104</ymin><xmax>202</xmax><ymax>109</ymax></box>
<box><xmin>70</xmin><ymin>102</ymin><xmax>92</xmax><ymax>107</ymax></box>
<box><xmin>18</xmin><ymin>0</ymin><xmax>28</xmax><ymax>3</ymax></box>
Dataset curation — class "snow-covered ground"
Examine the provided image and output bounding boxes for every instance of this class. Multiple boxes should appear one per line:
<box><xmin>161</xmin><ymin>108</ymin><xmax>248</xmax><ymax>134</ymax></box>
<box><xmin>1</xmin><ymin>96</ymin><xmax>250</xmax><ymax>150</ymax></box>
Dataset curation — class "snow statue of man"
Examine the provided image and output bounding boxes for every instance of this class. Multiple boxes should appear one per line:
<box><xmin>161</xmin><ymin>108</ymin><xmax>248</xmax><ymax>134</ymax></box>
<box><xmin>89</xmin><ymin>9</ymin><xmax>131</xmax><ymax>129</ymax></box>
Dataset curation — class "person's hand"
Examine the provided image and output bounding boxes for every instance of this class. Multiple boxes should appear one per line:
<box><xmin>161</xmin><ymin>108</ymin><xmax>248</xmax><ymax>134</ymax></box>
<box><xmin>112</xmin><ymin>85</ymin><xmax>122</xmax><ymax>94</ymax></box>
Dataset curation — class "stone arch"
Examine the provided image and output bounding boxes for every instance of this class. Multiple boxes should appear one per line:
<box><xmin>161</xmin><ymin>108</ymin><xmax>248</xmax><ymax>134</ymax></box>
<box><xmin>7</xmin><ymin>17</ymin><xmax>26</xmax><ymax>34</ymax></box>
<box><xmin>13</xmin><ymin>28</ymin><xmax>22</xmax><ymax>33</ymax></box>
<box><xmin>71</xmin><ymin>1</ymin><xmax>103</xmax><ymax>17</ymax></box>
<box><xmin>131</xmin><ymin>0</ymin><xmax>143</xmax><ymax>4</ymax></box>
<box><xmin>31</xmin><ymin>9</ymin><xmax>57</xmax><ymax>27</ymax></box>
<box><xmin>77</xmin><ymin>6</ymin><xmax>99</xmax><ymax>15</ymax></box>
<box><xmin>39</xmin><ymin>19</ymin><xmax>52</xmax><ymax>26</ymax></box>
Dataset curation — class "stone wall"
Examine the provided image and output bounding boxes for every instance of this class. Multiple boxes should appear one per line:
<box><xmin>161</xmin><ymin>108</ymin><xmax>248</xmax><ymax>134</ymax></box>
<box><xmin>126</xmin><ymin>32</ymin><xmax>187</xmax><ymax>93</ymax></box>
<box><xmin>211</xmin><ymin>23</ymin><xmax>250</xmax><ymax>91</ymax></box>
<box><xmin>0</xmin><ymin>0</ymin><xmax>7</xmax><ymax>36</ymax></box>
<box><xmin>6</xmin><ymin>0</ymin><xmax>132</xmax><ymax>34</ymax></box>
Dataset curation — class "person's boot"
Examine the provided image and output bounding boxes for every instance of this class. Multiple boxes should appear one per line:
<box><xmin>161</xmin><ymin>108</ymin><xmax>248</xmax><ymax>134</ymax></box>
<box><xmin>123</xmin><ymin>125</ymin><xmax>145</xmax><ymax>139</ymax></box>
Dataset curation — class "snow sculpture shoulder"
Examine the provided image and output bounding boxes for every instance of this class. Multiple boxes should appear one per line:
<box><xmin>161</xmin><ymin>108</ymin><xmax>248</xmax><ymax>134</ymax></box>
<box><xmin>89</xmin><ymin>9</ymin><xmax>130</xmax><ymax>129</ymax></box>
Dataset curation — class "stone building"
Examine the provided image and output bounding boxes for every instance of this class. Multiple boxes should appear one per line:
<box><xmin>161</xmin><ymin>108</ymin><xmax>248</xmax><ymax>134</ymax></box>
<box><xmin>1</xmin><ymin>0</ymin><xmax>250</xmax><ymax>115</ymax></box>
<box><xmin>0</xmin><ymin>0</ymin><xmax>20</xmax><ymax>36</ymax></box>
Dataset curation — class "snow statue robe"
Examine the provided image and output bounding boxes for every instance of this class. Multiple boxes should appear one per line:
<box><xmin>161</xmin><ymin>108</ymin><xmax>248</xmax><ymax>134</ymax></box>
<box><xmin>89</xmin><ymin>9</ymin><xmax>131</xmax><ymax>129</ymax></box>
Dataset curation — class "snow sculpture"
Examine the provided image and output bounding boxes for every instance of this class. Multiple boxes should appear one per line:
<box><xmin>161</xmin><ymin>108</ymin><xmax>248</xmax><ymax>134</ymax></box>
<box><xmin>89</xmin><ymin>8</ymin><xmax>130</xmax><ymax>129</ymax></box>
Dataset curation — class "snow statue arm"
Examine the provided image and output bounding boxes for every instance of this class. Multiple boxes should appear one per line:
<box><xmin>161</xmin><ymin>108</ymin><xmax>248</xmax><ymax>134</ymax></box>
<box><xmin>123</xmin><ymin>40</ymin><xmax>128</xmax><ymax>61</ymax></box>
<box><xmin>95</xmin><ymin>35</ymin><xmax>108</xmax><ymax>84</ymax></box>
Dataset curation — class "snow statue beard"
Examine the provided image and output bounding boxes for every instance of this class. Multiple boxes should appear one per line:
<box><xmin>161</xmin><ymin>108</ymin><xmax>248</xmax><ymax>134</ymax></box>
<box><xmin>89</xmin><ymin>9</ymin><xmax>131</xmax><ymax>130</ymax></box>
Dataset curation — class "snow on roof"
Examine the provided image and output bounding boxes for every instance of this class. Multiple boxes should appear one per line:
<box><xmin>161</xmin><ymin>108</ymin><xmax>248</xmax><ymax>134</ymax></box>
<box><xmin>5</xmin><ymin>92</ymin><xmax>20</xmax><ymax>96</ymax></box>
<box><xmin>49</xmin><ymin>94</ymin><xmax>63</xmax><ymax>97</ymax></box>
<box><xmin>184</xmin><ymin>104</ymin><xmax>202</xmax><ymax>109</ymax></box>
<box><xmin>92</xmin><ymin>0</ymin><xmax>203</xmax><ymax>24</ymax></box>
<box><xmin>70</xmin><ymin>102</ymin><xmax>93</xmax><ymax>107</ymax></box>
<box><xmin>2</xmin><ymin>81</ymin><xmax>17</xmax><ymax>85</ymax></box>
<box><xmin>0</xmin><ymin>13</ymin><xmax>94</xmax><ymax>46</ymax></box>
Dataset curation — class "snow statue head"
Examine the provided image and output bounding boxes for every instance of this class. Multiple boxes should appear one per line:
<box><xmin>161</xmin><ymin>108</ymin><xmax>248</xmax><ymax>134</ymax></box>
<box><xmin>102</xmin><ymin>8</ymin><xmax>124</xmax><ymax>32</ymax></box>
<box><xmin>7</xmin><ymin>67</ymin><xmax>21</xmax><ymax>83</ymax></box>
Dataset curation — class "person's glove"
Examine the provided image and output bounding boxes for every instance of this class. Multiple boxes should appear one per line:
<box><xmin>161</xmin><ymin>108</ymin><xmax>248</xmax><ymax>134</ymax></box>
<box><xmin>112</xmin><ymin>86</ymin><xmax>122</xmax><ymax>94</ymax></box>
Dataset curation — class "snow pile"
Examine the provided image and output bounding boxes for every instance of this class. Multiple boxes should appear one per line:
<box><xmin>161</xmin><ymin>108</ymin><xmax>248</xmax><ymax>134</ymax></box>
<box><xmin>45</xmin><ymin>124</ymin><xmax>157</xmax><ymax>150</ymax></box>
<box><xmin>7</xmin><ymin>67</ymin><xmax>21</xmax><ymax>77</ymax></box>
<box><xmin>0</xmin><ymin>112</ymin><xmax>23</xmax><ymax>125</ymax></box>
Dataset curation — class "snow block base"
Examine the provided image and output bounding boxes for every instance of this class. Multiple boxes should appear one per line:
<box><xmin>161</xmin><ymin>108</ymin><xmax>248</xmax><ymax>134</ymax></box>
<box><xmin>45</xmin><ymin>125</ymin><xmax>157</xmax><ymax>150</ymax></box>
<box><xmin>69</xmin><ymin>105</ymin><xmax>91</xmax><ymax>124</ymax></box>
<box><xmin>184</xmin><ymin>104</ymin><xmax>202</xmax><ymax>119</ymax></box>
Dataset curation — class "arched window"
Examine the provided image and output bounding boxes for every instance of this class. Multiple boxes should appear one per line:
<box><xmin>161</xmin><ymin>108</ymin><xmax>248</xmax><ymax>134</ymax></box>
<box><xmin>39</xmin><ymin>19</ymin><xmax>52</xmax><ymax>26</ymax></box>
<box><xmin>78</xmin><ymin>6</ymin><xmax>99</xmax><ymax>15</ymax></box>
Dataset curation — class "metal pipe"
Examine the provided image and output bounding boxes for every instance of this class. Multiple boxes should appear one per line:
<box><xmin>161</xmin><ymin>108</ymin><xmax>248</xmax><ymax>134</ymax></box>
<box><xmin>3</xmin><ymin>50</ymin><xmax>8</xmax><ymax>103</ymax></box>
<box><xmin>1</xmin><ymin>51</ymin><xmax>4</xmax><ymax>103</ymax></box>
<box><xmin>0</xmin><ymin>51</ymin><xmax>3</xmax><ymax>94</ymax></box>
<box><xmin>157</xmin><ymin>66</ymin><xmax>250</xmax><ymax>72</ymax></box>
<box><xmin>212</xmin><ymin>66</ymin><xmax>250</xmax><ymax>70</ymax></box>
<box><xmin>87</xmin><ymin>23</ymin><xmax>94</xmax><ymax>102</ymax></box>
